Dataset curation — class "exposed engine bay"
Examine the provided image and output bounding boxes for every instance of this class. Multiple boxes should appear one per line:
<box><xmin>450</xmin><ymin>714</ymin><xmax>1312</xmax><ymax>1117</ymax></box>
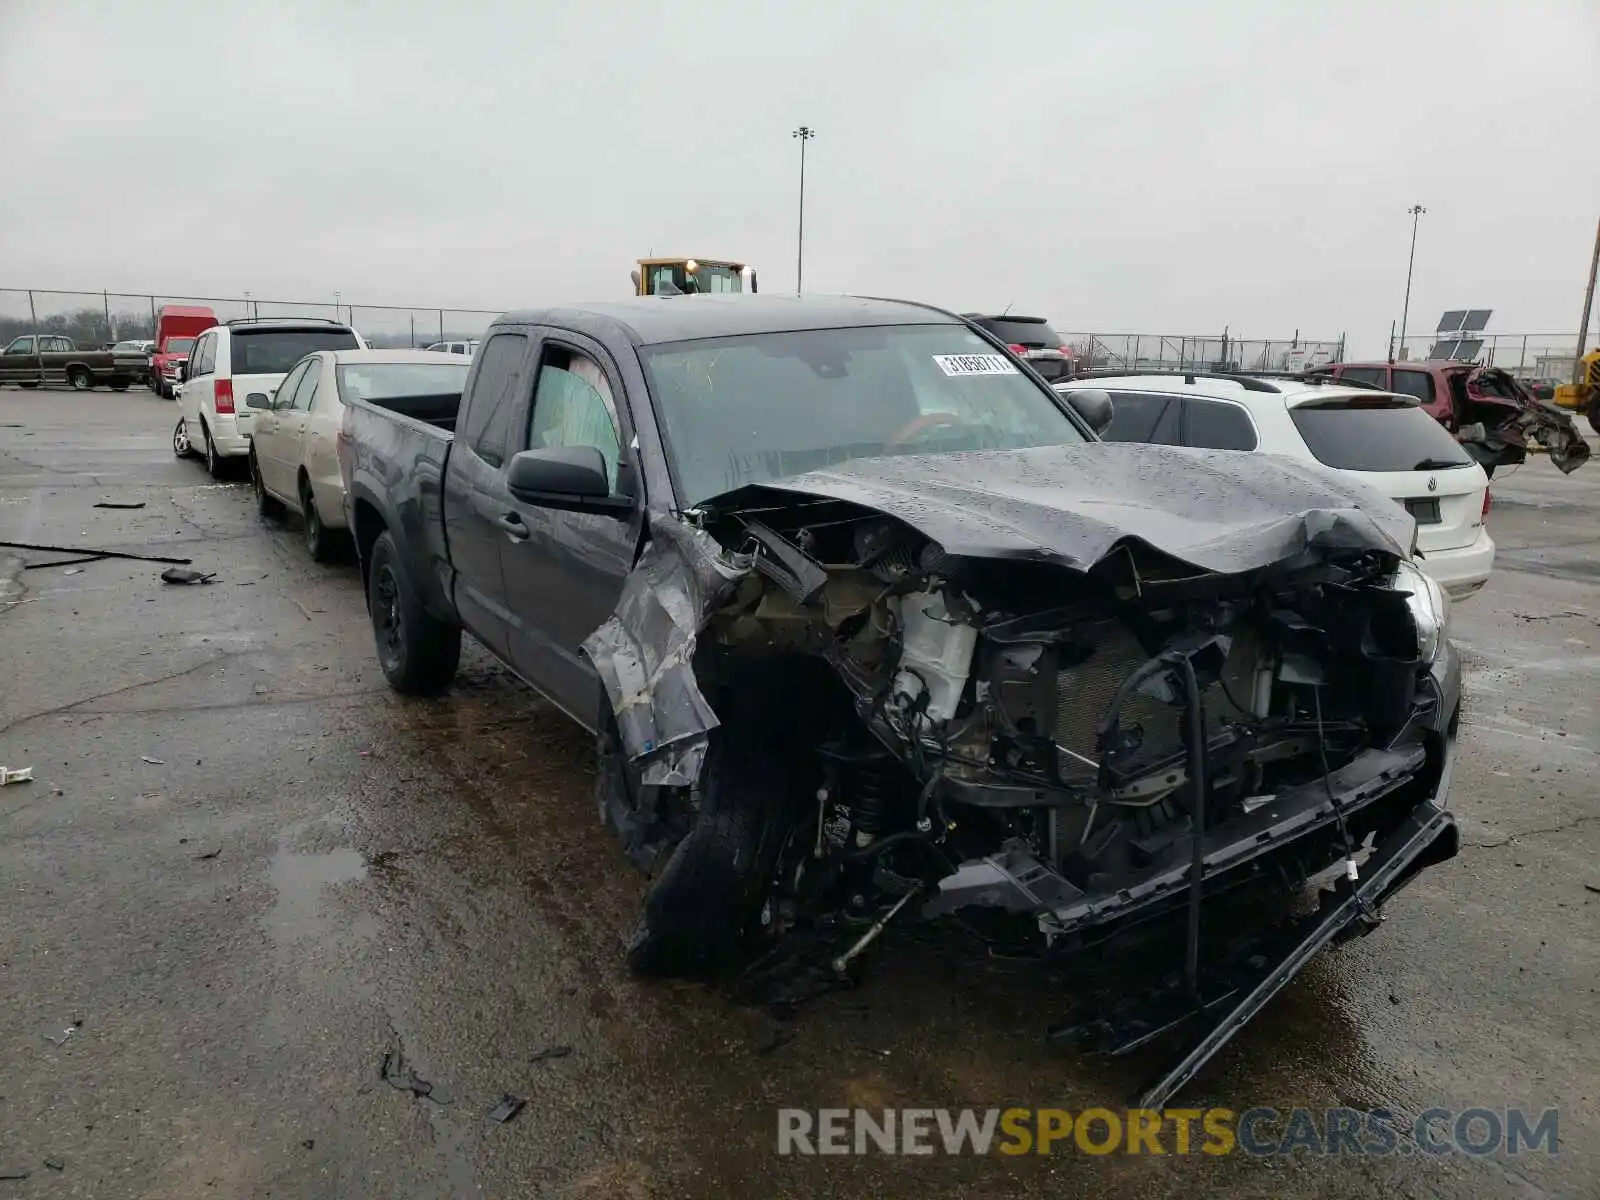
<box><xmin>583</xmin><ymin>444</ymin><xmax>1461</xmax><ymax>1105</ymax></box>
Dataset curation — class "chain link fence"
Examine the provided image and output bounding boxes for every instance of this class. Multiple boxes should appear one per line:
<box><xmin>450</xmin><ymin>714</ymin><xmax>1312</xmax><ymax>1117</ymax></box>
<box><xmin>1389</xmin><ymin>332</ymin><xmax>1588</xmax><ymax>381</ymax></box>
<box><xmin>0</xmin><ymin>288</ymin><xmax>501</xmax><ymax>352</ymax></box>
<box><xmin>1061</xmin><ymin>331</ymin><xmax>1347</xmax><ymax>374</ymax></box>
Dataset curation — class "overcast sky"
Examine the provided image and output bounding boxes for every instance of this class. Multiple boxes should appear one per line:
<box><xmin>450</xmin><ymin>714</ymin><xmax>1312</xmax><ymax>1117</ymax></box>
<box><xmin>1</xmin><ymin>0</ymin><xmax>1596</xmax><ymax>354</ymax></box>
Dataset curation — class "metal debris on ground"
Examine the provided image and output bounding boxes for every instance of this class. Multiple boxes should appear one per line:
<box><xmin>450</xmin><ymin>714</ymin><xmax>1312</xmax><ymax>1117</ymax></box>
<box><xmin>379</xmin><ymin>1049</ymin><xmax>447</xmax><ymax>1104</ymax></box>
<box><xmin>487</xmin><ymin>1094</ymin><xmax>527</xmax><ymax>1124</ymax></box>
<box><xmin>160</xmin><ymin>567</ymin><xmax>216</xmax><ymax>585</ymax></box>
<box><xmin>0</xmin><ymin>1167</ymin><xmax>30</xmax><ymax>1181</ymax></box>
<box><xmin>43</xmin><ymin>1026</ymin><xmax>74</xmax><ymax>1047</ymax></box>
<box><xmin>0</xmin><ymin>539</ymin><xmax>192</xmax><ymax>566</ymax></box>
<box><xmin>42</xmin><ymin>1157</ymin><xmax>64</xmax><ymax>1172</ymax></box>
<box><xmin>63</xmin><ymin>567</ymin><xmax>83</xmax><ymax>575</ymax></box>
<box><xmin>93</xmin><ymin>502</ymin><xmax>146</xmax><ymax>510</ymax></box>
<box><xmin>192</xmin><ymin>848</ymin><xmax>221</xmax><ymax>861</ymax></box>
<box><xmin>528</xmin><ymin>1044</ymin><xmax>573</xmax><ymax>1063</ymax></box>
<box><xmin>1</xmin><ymin>766</ymin><xmax>33</xmax><ymax>786</ymax></box>
<box><xmin>1585</xmin><ymin>883</ymin><xmax>1600</xmax><ymax>896</ymax></box>
<box><xmin>141</xmin><ymin>756</ymin><xmax>165</xmax><ymax>765</ymax></box>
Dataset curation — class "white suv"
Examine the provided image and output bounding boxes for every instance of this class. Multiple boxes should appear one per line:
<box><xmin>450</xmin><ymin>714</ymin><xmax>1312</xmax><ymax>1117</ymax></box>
<box><xmin>423</xmin><ymin>339</ymin><xmax>479</xmax><ymax>357</ymax></box>
<box><xmin>1055</xmin><ymin>371</ymin><xmax>1495</xmax><ymax>600</ymax></box>
<box><xmin>174</xmin><ymin>318</ymin><xmax>366</xmax><ymax>477</ymax></box>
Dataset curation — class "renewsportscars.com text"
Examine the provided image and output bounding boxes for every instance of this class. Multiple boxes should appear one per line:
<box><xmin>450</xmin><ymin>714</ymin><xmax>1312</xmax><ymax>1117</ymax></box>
<box><xmin>776</xmin><ymin>1106</ymin><xmax>1559</xmax><ymax>1157</ymax></box>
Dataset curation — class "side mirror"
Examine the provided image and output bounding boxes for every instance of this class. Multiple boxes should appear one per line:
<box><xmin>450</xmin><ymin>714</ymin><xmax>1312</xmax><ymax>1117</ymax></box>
<box><xmin>178</xmin><ymin>362</ymin><xmax>190</xmax><ymax>381</ymax></box>
<box><xmin>245</xmin><ymin>392</ymin><xmax>271</xmax><ymax>410</ymax></box>
<box><xmin>506</xmin><ymin>446</ymin><xmax>633</xmax><ymax>518</ymax></box>
<box><xmin>1060</xmin><ymin>387</ymin><xmax>1114</xmax><ymax>436</ymax></box>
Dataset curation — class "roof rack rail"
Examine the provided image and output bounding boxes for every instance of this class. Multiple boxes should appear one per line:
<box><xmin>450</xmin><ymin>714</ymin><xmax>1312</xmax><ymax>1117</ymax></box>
<box><xmin>223</xmin><ymin>316</ymin><xmax>349</xmax><ymax>327</ymax></box>
<box><xmin>1064</xmin><ymin>369</ymin><xmax>1283</xmax><ymax>393</ymax></box>
<box><xmin>1064</xmin><ymin>367</ymin><xmax>1389</xmax><ymax>393</ymax></box>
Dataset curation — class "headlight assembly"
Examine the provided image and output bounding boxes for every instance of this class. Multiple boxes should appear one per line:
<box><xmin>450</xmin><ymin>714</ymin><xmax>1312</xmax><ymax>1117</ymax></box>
<box><xmin>1391</xmin><ymin>559</ymin><xmax>1450</xmax><ymax>663</ymax></box>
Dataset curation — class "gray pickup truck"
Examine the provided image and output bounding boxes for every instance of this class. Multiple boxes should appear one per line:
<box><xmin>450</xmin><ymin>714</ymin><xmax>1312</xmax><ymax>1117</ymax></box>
<box><xmin>338</xmin><ymin>295</ymin><xmax>1461</xmax><ymax>1106</ymax></box>
<box><xmin>0</xmin><ymin>333</ymin><xmax>144</xmax><ymax>391</ymax></box>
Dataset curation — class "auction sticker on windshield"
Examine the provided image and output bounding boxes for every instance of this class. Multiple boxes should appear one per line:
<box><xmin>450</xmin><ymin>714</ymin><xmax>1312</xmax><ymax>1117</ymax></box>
<box><xmin>934</xmin><ymin>354</ymin><xmax>1019</xmax><ymax>377</ymax></box>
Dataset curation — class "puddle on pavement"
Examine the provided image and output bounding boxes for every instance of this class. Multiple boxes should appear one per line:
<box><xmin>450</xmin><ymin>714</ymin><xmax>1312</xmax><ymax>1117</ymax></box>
<box><xmin>266</xmin><ymin>845</ymin><xmax>368</xmax><ymax>942</ymax></box>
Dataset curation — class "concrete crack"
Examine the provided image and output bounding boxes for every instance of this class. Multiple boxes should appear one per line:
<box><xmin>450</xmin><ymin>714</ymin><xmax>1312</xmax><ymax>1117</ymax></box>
<box><xmin>1463</xmin><ymin>812</ymin><xmax>1600</xmax><ymax>850</ymax></box>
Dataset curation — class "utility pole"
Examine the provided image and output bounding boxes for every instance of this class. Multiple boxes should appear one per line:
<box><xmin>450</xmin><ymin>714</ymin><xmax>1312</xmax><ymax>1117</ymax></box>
<box><xmin>1398</xmin><ymin>204</ymin><xmax>1426</xmax><ymax>360</ymax></box>
<box><xmin>792</xmin><ymin>126</ymin><xmax>815</xmax><ymax>293</ymax></box>
<box><xmin>1572</xmin><ymin>215</ymin><xmax>1600</xmax><ymax>383</ymax></box>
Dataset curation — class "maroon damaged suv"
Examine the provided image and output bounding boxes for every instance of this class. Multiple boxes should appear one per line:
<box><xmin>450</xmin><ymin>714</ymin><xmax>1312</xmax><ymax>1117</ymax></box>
<box><xmin>1313</xmin><ymin>360</ymin><xmax>1590</xmax><ymax>477</ymax></box>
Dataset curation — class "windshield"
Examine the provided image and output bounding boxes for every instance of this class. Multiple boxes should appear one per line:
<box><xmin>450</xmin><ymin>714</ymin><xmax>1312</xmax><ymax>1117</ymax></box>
<box><xmin>165</xmin><ymin>337</ymin><xmax>195</xmax><ymax>355</ymax></box>
<box><xmin>230</xmin><ymin>328</ymin><xmax>360</xmax><ymax>375</ymax></box>
<box><xmin>112</xmin><ymin>341</ymin><xmax>149</xmax><ymax>353</ymax></box>
<box><xmin>641</xmin><ymin>323</ymin><xmax>1088</xmax><ymax>505</ymax></box>
<box><xmin>647</xmin><ymin>263</ymin><xmax>744</xmax><ymax>295</ymax></box>
<box><xmin>1290</xmin><ymin>401</ymin><xmax>1475</xmax><ymax>472</ymax></box>
<box><xmin>336</xmin><ymin>361</ymin><xmax>470</xmax><ymax>402</ymax></box>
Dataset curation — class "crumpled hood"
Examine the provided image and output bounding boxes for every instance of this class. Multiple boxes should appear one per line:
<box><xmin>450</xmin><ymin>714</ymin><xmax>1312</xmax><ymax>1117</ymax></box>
<box><xmin>713</xmin><ymin>443</ymin><xmax>1414</xmax><ymax>574</ymax></box>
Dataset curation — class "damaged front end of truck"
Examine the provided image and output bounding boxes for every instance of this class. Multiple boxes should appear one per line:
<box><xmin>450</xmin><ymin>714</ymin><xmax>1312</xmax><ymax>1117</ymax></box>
<box><xmin>584</xmin><ymin>443</ymin><xmax>1461</xmax><ymax>1105</ymax></box>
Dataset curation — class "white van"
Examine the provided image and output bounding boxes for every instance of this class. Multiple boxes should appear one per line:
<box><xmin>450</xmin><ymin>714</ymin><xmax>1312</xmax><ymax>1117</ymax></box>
<box><xmin>173</xmin><ymin>318</ymin><xmax>366</xmax><ymax>477</ymax></box>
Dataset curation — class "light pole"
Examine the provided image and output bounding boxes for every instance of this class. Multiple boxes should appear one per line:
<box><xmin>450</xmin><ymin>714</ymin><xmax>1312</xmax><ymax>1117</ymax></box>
<box><xmin>1398</xmin><ymin>204</ymin><xmax>1426</xmax><ymax>359</ymax></box>
<box><xmin>792</xmin><ymin>126</ymin><xmax>815</xmax><ymax>293</ymax></box>
<box><xmin>334</xmin><ymin>290</ymin><xmax>342</xmax><ymax>323</ymax></box>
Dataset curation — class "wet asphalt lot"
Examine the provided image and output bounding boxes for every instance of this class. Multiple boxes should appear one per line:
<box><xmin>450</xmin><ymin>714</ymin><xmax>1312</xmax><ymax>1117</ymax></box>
<box><xmin>1</xmin><ymin>388</ymin><xmax>1596</xmax><ymax>1199</ymax></box>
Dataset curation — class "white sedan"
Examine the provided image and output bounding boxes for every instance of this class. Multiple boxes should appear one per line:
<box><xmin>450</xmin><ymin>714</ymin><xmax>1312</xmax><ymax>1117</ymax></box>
<box><xmin>1055</xmin><ymin>372</ymin><xmax>1494</xmax><ymax>600</ymax></box>
<box><xmin>246</xmin><ymin>350</ymin><xmax>469</xmax><ymax>561</ymax></box>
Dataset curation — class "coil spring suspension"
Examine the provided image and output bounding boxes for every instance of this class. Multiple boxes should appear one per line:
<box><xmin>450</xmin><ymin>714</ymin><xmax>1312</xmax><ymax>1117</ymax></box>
<box><xmin>819</xmin><ymin>744</ymin><xmax>903</xmax><ymax>841</ymax></box>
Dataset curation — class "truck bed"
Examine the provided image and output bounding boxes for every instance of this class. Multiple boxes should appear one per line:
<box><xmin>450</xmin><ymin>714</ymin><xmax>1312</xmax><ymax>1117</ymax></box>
<box><xmin>367</xmin><ymin>391</ymin><xmax>461</xmax><ymax>431</ymax></box>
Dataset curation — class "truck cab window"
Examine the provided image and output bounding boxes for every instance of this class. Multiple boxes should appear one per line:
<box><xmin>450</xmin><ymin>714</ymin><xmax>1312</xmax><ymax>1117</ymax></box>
<box><xmin>460</xmin><ymin>332</ymin><xmax>529</xmax><ymax>467</ymax></box>
<box><xmin>6</xmin><ymin>337</ymin><xmax>34</xmax><ymax>355</ymax></box>
<box><xmin>526</xmin><ymin>346</ymin><xmax>622</xmax><ymax>490</ymax></box>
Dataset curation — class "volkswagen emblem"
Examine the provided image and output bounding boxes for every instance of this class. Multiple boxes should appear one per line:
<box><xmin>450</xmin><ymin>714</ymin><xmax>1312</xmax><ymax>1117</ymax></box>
<box><xmin>1427</xmin><ymin>476</ymin><xmax>1438</xmax><ymax>492</ymax></box>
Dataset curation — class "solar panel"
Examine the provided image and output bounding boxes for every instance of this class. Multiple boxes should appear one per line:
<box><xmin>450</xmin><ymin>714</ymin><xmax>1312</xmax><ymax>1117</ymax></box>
<box><xmin>1430</xmin><ymin>340</ymin><xmax>1460</xmax><ymax>359</ymax></box>
<box><xmin>1454</xmin><ymin>338</ymin><xmax>1484</xmax><ymax>361</ymax></box>
<box><xmin>1461</xmin><ymin>309</ymin><xmax>1492</xmax><ymax>333</ymax></box>
<box><xmin>1436</xmin><ymin>310</ymin><xmax>1468</xmax><ymax>334</ymax></box>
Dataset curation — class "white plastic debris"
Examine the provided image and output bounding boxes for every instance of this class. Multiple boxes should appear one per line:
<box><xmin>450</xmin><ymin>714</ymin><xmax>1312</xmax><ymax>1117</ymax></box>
<box><xmin>1</xmin><ymin>766</ymin><xmax>34</xmax><ymax>786</ymax></box>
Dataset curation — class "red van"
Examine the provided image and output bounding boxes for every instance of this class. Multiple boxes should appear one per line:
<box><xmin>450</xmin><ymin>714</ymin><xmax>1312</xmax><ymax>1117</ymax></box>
<box><xmin>149</xmin><ymin>306</ymin><xmax>217</xmax><ymax>399</ymax></box>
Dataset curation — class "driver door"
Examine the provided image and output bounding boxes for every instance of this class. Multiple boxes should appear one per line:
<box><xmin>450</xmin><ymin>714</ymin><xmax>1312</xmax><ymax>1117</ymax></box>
<box><xmin>255</xmin><ymin>358</ymin><xmax>312</xmax><ymax>498</ymax></box>
<box><xmin>499</xmin><ymin>331</ymin><xmax>643</xmax><ymax>725</ymax></box>
<box><xmin>0</xmin><ymin>336</ymin><xmax>40</xmax><ymax>385</ymax></box>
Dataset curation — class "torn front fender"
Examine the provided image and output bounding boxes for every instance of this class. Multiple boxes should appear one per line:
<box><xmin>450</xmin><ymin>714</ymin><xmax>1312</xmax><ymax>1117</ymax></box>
<box><xmin>581</xmin><ymin>517</ymin><xmax>750</xmax><ymax>786</ymax></box>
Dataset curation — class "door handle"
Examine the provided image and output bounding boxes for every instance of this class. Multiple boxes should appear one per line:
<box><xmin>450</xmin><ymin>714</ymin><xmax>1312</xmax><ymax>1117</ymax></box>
<box><xmin>497</xmin><ymin>512</ymin><xmax>530</xmax><ymax>541</ymax></box>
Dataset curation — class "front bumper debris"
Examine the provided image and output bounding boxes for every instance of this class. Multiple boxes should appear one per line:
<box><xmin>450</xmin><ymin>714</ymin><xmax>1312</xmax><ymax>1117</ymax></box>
<box><xmin>1050</xmin><ymin>736</ymin><xmax>1458</xmax><ymax>1111</ymax></box>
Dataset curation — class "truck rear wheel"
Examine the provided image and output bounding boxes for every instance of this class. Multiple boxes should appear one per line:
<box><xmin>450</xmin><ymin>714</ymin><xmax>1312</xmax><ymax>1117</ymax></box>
<box><xmin>67</xmin><ymin>368</ymin><xmax>91</xmax><ymax>391</ymax></box>
<box><xmin>366</xmin><ymin>529</ymin><xmax>460</xmax><ymax>694</ymax></box>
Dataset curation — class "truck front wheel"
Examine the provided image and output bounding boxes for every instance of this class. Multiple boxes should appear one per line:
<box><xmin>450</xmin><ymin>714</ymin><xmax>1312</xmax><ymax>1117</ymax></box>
<box><xmin>366</xmin><ymin>529</ymin><xmax>460</xmax><ymax>694</ymax></box>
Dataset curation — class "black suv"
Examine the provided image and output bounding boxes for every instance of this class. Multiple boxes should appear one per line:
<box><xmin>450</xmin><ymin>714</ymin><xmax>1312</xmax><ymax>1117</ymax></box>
<box><xmin>963</xmin><ymin>313</ymin><xmax>1074</xmax><ymax>382</ymax></box>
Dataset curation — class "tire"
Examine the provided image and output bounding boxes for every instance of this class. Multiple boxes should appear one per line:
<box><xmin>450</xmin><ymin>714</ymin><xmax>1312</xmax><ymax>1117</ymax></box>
<box><xmin>67</xmin><ymin>368</ymin><xmax>91</xmax><ymax>392</ymax></box>
<box><xmin>366</xmin><ymin>529</ymin><xmax>461</xmax><ymax>694</ymax></box>
<box><xmin>172</xmin><ymin>417</ymin><xmax>193</xmax><ymax>459</ymax></box>
<box><xmin>624</xmin><ymin>707</ymin><xmax>799</xmax><ymax>978</ymax></box>
<box><xmin>202</xmin><ymin>422</ymin><xmax>226</xmax><ymax>479</ymax></box>
<box><xmin>250</xmin><ymin>448</ymin><xmax>285</xmax><ymax>518</ymax></box>
<box><xmin>19</xmin><ymin>382</ymin><xmax>38</xmax><ymax>389</ymax></box>
<box><xmin>300</xmin><ymin>479</ymin><xmax>341</xmax><ymax>563</ymax></box>
<box><xmin>1587</xmin><ymin>394</ymin><xmax>1600</xmax><ymax>438</ymax></box>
